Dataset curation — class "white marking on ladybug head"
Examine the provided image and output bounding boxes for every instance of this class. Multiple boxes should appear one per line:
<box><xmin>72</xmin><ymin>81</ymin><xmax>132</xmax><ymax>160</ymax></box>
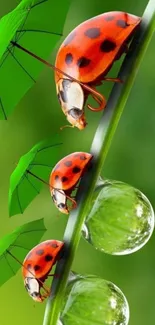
<box><xmin>24</xmin><ymin>277</ymin><xmax>41</xmax><ymax>302</ymax></box>
<box><xmin>57</xmin><ymin>79</ymin><xmax>86</xmax><ymax>129</ymax></box>
<box><xmin>51</xmin><ymin>189</ymin><xmax>68</xmax><ymax>214</ymax></box>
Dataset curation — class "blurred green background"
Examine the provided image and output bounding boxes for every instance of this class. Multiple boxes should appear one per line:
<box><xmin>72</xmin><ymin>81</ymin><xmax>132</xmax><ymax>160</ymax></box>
<box><xmin>0</xmin><ymin>0</ymin><xmax>155</xmax><ymax>324</ymax></box>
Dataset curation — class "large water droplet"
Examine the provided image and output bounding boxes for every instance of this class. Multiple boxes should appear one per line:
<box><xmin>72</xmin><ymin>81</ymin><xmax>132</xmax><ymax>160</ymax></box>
<box><xmin>83</xmin><ymin>180</ymin><xmax>154</xmax><ymax>255</ymax></box>
<box><xmin>60</xmin><ymin>275</ymin><xmax>129</xmax><ymax>325</ymax></box>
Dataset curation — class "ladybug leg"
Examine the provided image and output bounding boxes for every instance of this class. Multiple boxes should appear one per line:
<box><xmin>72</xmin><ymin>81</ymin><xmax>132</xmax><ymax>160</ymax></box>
<box><xmin>83</xmin><ymin>85</ymin><xmax>106</xmax><ymax>111</ymax></box>
<box><xmin>60</xmin><ymin>124</ymin><xmax>75</xmax><ymax>131</ymax></box>
<box><xmin>41</xmin><ymin>292</ymin><xmax>50</xmax><ymax>300</ymax></box>
<box><xmin>48</xmin><ymin>273</ymin><xmax>60</xmax><ymax>278</ymax></box>
<box><xmin>65</xmin><ymin>194</ymin><xmax>77</xmax><ymax>210</ymax></box>
<box><xmin>124</xmin><ymin>43</ymin><xmax>129</xmax><ymax>54</ymax></box>
<box><xmin>41</xmin><ymin>282</ymin><xmax>51</xmax><ymax>295</ymax></box>
<box><xmin>102</xmin><ymin>77</ymin><xmax>123</xmax><ymax>83</ymax></box>
<box><xmin>73</xmin><ymin>186</ymin><xmax>79</xmax><ymax>189</ymax></box>
<box><xmin>71</xmin><ymin>199</ymin><xmax>77</xmax><ymax>210</ymax></box>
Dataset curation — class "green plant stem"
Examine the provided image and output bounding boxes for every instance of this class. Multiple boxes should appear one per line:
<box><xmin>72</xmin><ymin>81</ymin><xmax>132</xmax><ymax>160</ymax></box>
<box><xmin>43</xmin><ymin>1</ymin><xmax>155</xmax><ymax>324</ymax></box>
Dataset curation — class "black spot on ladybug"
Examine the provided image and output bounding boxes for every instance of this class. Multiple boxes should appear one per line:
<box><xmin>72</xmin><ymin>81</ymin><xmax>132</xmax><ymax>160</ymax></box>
<box><xmin>116</xmin><ymin>19</ymin><xmax>128</xmax><ymax>28</ymax></box>
<box><xmin>58</xmin><ymin>203</ymin><xmax>66</xmax><ymax>209</ymax></box>
<box><xmin>65</xmin><ymin>53</ymin><xmax>73</xmax><ymax>65</ymax></box>
<box><xmin>51</xmin><ymin>243</ymin><xmax>58</xmax><ymax>248</ymax></box>
<box><xmin>27</xmin><ymin>263</ymin><xmax>32</xmax><ymax>270</ymax></box>
<box><xmin>72</xmin><ymin>166</ymin><xmax>81</xmax><ymax>174</ymax></box>
<box><xmin>64</xmin><ymin>160</ymin><xmax>72</xmax><ymax>167</ymax></box>
<box><xmin>100</xmin><ymin>39</ymin><xmax>116</xmax><ymax>52</ymax></box>
<box><xmin>80</xmin><ymin>155</ymin><xmax>87</xmax><ymax>160</ymax></box>
<box><xmin>61</xmin><ymin>176</ymin><xmax>68</xmax><ymax>182</ymax></box>
<box><xmin>34</xmin><ymin>264</ymin><xmax>41</xmax><ymax>271</ymax></box>
<box><xmin>45</xmin><ymin>254</ymin><xmax>53</xmax><ymax>262</ymax></box>
<box><xmin>55</xmin><ymin>175</ymin><xmax>59</xmax><ymax>181</ymax></box>
<box><xmin>36</xmin><ymin>249</ymin><xmax>44</xmax><ymax>256</ymax></box>
<box><xmin>85</xmin><ymin>27</ymin><xmax>101</xmax><ymax>39</ymax></box>
<box><xmin>64</xmin><ymin>31</ymin><xmax>76</xmax><ymax>46</ymax></box>
<box><xmin>60</xmin><ymin>90</ymin><xmax>67</xmax><ymax>103</ymax></box>
<box><xmin>77</xmin><ymin>56</ymin><xmax>91</xmax><ymax>68</ymax></box>
<box><xmin>104</xmin><ymin>15</ymin><xmax>114</xmax><ymax>21</ymax></box>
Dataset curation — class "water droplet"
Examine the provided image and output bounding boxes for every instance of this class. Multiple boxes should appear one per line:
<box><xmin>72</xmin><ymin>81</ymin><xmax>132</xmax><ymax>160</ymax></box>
<box><xmin>60</xmin><ymin>275</ymin><xmax>129</xmax><ymax>325</ymax></box>
<box><xmin>83</xmin><ymin>180</ymin><xmax>154</xmax><ymax>255</ymax></box>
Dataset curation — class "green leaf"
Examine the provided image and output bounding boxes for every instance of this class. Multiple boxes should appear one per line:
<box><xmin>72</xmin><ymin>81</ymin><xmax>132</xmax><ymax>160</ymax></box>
<box><xmin>0</xmin><ymin>218</ymin><xmax>46</xmax><ymax>287</ymax></box>
<box><xmin>9</xmin><ymin>134</ymin><xmax>62</xmax><ymax>216</ymax></box>
<box><xmin>0</xmin><ymin>0</ymin><xmax>34</xmax><ymax>59</ymax></box>
<box><xmin>60</xmin><ymin>274</ymin><xmax>129</xmax><ymax>325</ymax></box>
<box><xmin>84</xmin><ymin>180</ymin><xmax>154</xmax><ymax>255</ymax></box>
<box><xmin>0</xmin><ymin>0</ymin><xmax>71</xmax><ymax>119</ymax></box>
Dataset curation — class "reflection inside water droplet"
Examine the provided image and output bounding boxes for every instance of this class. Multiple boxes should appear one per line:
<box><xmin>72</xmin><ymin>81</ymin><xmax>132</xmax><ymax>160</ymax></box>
<box><xmin>83</xmin><ymin>180</ymin><xmax>154</xmax><ymax>255</ymax></box>
<box><xmin>60</xmin><ymin>275</ymin><xmax>130</xmax><ymax>325</ymax></box>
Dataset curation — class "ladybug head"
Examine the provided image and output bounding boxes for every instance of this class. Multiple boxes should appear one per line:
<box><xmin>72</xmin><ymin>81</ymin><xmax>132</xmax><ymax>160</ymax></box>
<box><xmin>57</xmin><ymin>79</ymin><xmax>87</xmax><ymax>130</ymax></box>
<box><xmin>51</xmin><ymin>189</ymin><xmax>69</xmax><ymax>214</ymax></box>
<box><xmin>24</xmin><ymin>277</ymin><xmax>43</xmax><ymax>302</ymax></box>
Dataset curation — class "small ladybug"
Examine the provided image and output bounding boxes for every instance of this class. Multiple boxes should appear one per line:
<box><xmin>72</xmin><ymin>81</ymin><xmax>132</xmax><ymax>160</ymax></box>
<box><xmin>49</xmin><ymin>152</ymin><xmax>93</xmax><ymax>214</ymax></box>
<box><xmin>55</xmin><ymin>11</ymin><xmax>141</xmax><ymax>129</ymax></box>
<box><xmin>22</xmin><ymin>240</ymin><xmax>64</xmax><ymax>302</ymax></box>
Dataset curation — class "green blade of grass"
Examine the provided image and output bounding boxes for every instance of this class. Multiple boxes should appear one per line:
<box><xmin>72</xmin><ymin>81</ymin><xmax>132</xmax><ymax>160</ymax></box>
<box><xmin>43</xmin><ymin>1</ymin><xmax>155</xmax><ymax>325</ymax></box>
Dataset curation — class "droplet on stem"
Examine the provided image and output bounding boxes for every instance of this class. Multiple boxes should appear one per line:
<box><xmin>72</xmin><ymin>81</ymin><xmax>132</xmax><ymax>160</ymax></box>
<box><xmin>83</xmin><ymin>179</ymin><xmax>154</xmax><ymax>255</ymax></box>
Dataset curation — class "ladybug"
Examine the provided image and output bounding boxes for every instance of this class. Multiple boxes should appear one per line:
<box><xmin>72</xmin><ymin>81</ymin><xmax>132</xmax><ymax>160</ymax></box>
<box><xmin>55</xmin><ymin>11</ymin><xmax>141</xmax><ymax>129</ymax></box>
<box><xmin>49</xmin><ymin>152</ymin><xmax>93</xmax><ymax>214</ymax></box>
<box><xmin>22</xmin><ymin>240</ymin><xmax>64</xmax><ymax>302</ymax></box>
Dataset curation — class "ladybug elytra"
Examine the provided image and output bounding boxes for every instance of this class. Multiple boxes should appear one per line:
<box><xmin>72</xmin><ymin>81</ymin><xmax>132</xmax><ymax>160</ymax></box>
<box><xmin>22</xmin><ymin>240</ymin><xmax>64</xmax><ymax>302</ymax></box>
<box><xmin>49</xmin><ymin>152</ymin><xmax>93</xmax><ymax>214</ymax></box>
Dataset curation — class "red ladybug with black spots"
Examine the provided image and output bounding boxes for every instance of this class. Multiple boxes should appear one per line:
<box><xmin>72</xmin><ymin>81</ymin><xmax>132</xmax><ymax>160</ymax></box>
<box><xmin>49</xmin><ymin>152</ymin><xmax>93</xmax><ymax>214</ymax></box>
<box><xmin>22</xmin><ymin>240</ymin><xmax>64</xmax><ymax>302</ymax></box>
<box><xmin>55</xmin><ymin>11</ymin><xmax>141</xmax><ymax>129</ymax></box>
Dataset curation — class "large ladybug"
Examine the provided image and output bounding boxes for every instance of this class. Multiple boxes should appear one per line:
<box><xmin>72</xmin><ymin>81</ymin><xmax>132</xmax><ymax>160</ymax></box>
<box><xmin>22</xmin><ymin>240</ymin><xmax>64</xmax><ymax>302</ymax></box>
<box><xmin>55</xmin><ymin>11</ymin><xmax>141</xmax><ymax>129</ymax></box>
<box><xmin>49</xmin><ymin>152</ymin><xmax>93</xmax><ymax>214</ymax></box>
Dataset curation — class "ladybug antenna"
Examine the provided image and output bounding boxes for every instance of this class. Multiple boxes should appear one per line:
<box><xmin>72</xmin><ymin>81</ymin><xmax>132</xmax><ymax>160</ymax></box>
<box><xmin>6</xmin><ymin>250</ymin><xmax>50</xmax><ymax>295</ymax></box>
<box><xmin>60</xmin><ymin>125</ymin><xmax>75</xmax><ymax>131</ymax></box>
